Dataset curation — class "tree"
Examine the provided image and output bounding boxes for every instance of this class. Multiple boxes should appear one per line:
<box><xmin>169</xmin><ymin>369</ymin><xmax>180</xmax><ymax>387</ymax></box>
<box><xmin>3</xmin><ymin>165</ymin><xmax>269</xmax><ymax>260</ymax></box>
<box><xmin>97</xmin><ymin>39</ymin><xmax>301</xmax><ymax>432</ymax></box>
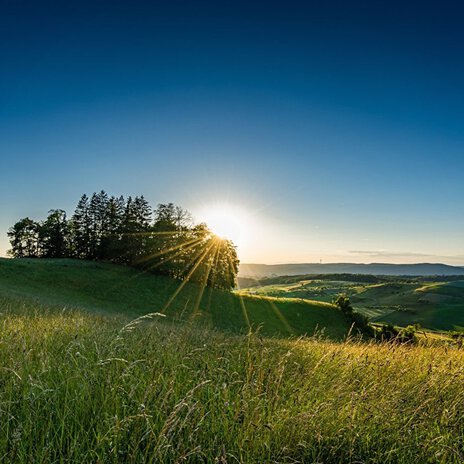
<box><xmin>377</xmin><ymin>323</ymin><xmax>399</xmax><ymax>341</ymax></box>
<box><xmin>376</xmin><ymin>323</ymin><xmax>418</xmax><ymax>343</ymax></box>
<box><xmin>38</xmin><ymin>209</ymin><xmax>69</xmax><ymax>258</ymax></box>
<box><xmin>174</xmin><ymin>205</ymin><xmax>192</xmax><ymax>229</ymax></box>
<box><xmin>70</xmin><ymin>194</ymin><xmax>91</xmax><ymax>259</ymax></box>
<box><xmin>7</xmin><ymin>192</ymin><xmax>240</xmax><ymax>291</ymax></box>
<box><xmin>153</xmin><ymin>203</ymin><xmax>177</xmax><ymax>230</ymax></box>
<box><xmin>207</xmin><ymin>236</ymin><xmax>239</xmax><ymax>290</ymax></box>
<box><xmin>99</xmin><ymin>195</ymin><xmax>125</xmax><ymax>260</ymax></box>
<box><xmin>164</xmin><ymin>224</ymin><xmax>239</xmax><ymax>290</ymax></box>
<box><xmin>334</xmin><ymin>294</ymin><xmax>373</xmax><ymax>336</ymax></box>
<box><xmin>118</xmin><ymin>196</ymin><xmax>141</xmax><ymax>264</ymax></box>
<box><xmin>133</xmin><ymin>196</ymin><xmax>152</xmax><ymax>230</ymax></box>
<box><xmin>88</xmin><ymin>190</ymin><xmax>109</xmax><ymax>259</ymax></box>
<box><xmin>7</xmin><ymin>218</ymin><xmax>40</xmax><ymax>258</ymax></box>
<box><xmin>334</xmin><ymin>294</ymin><xmax>353</xmax><ymax>314</ymax></box>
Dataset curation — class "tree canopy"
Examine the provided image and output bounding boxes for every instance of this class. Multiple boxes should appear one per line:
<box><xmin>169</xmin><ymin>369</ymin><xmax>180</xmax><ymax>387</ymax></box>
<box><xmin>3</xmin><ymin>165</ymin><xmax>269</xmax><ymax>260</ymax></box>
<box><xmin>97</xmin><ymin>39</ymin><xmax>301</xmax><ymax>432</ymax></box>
<box><xmin>7</xmin><ymin>192</ymin><xmax>239</xmax><ymax>291</ymax></box>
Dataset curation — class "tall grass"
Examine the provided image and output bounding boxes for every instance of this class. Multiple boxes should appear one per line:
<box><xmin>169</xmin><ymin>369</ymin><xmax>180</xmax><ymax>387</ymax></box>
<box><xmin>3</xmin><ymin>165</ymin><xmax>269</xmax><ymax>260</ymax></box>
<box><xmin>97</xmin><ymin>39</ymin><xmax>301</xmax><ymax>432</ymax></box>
<box><xmin>1</xmin><ymin>299</ymin><xmax>464</xmax><ymax>463</ymax></box>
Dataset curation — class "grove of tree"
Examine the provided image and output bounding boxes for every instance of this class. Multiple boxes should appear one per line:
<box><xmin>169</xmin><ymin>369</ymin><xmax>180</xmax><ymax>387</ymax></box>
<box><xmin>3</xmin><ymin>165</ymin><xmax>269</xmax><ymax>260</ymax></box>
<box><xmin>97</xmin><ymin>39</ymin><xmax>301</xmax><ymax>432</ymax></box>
<box><xmin>7</xmin><ymin>191</ymin><xmax>239</xmax><ymax>291</ymax></box>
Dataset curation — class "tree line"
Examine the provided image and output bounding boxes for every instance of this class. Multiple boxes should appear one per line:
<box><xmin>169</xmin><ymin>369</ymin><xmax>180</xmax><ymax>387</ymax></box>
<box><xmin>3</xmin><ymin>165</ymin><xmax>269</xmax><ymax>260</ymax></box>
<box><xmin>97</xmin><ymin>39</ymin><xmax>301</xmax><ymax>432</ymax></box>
<box><xmin>7</xmin><ymin>191</ymin><xmax>239</xmax><ymax>290</ymax></box>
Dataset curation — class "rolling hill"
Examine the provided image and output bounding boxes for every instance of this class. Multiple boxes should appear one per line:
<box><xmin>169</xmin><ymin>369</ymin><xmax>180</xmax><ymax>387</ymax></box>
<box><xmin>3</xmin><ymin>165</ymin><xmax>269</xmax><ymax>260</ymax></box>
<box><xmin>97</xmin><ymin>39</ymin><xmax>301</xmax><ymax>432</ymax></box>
<box><xmin>0</xmin><ymin>258</ymin><xmax>351</xmax><ymax>339</ymax></box>
<box><xmin>353</xmin><ymin>280</ymin><xmax>464</xmax><ymax>331</ymax></box>
<box><xmin>240</xmin><ymin>274</ymin><xmax>464</xmax><ymax>332</ymax></box>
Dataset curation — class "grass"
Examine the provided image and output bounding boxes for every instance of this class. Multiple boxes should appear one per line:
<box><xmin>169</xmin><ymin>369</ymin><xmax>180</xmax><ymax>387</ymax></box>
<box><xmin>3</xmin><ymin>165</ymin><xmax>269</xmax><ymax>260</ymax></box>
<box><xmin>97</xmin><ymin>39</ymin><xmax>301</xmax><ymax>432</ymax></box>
<box><xmin>1</xmin><ymin>259</ymin><xmax>464</xmax><ymax>462</ymax></box>
<box><xmin>1</xmin><ymin>299</ymin><xmax>464</xmax><ymax>462</ymax></box>
<box><xmin>0</xmin><ymin>258</ymin><xmax>351</xmax><ymax>340</ymax></box>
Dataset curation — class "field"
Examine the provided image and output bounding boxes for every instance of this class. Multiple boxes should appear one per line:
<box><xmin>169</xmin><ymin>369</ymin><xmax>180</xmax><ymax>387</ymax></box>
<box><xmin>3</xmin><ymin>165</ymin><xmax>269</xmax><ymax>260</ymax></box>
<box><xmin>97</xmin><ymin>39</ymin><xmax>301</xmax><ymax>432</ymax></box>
<box><xmin>240</xmin><ymin>275</ymin><xmax>464</xmax><ymax>332</ymax></box>
<box><xmin>0</xmin><ymin>259</ymin><xmax>351</xmax><ymax>340</ymax></box>
<box><xmin>1</xmin><ymin>260</ymin><xmax>464</xmax><ymax>462</ymax></box>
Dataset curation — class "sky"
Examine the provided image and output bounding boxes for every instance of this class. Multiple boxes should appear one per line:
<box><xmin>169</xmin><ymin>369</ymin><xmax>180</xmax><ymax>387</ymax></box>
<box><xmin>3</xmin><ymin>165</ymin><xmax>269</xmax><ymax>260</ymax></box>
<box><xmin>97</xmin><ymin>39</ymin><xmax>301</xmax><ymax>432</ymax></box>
<box><xmin>1</xmin><ymin>0</ymin><xmax>464</xmax><ymax>264</ymax></box>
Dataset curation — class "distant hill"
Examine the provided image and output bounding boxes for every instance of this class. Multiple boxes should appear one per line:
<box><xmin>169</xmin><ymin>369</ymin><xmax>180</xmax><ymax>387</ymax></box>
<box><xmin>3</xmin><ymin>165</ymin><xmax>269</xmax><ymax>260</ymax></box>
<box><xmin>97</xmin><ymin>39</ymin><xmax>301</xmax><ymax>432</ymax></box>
<box><xmin>0</xmin><ymin>258</ymin><xmax>352</xmax><ymax>339</ymax></box>
<box><xmin>240</xmin><ymin>262</ymin><xmax>464</xmax><ymax>278</ymax></box>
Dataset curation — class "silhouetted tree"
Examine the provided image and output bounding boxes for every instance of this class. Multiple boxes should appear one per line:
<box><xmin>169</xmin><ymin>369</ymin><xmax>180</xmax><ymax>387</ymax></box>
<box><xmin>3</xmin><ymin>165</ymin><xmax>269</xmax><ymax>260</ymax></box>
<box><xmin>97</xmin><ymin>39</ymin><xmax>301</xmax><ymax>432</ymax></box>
<box><xmin>38</xmin><ymin>209</ymin><xmax>69</xmax><ymax>258</ymax></box>
<box><xmin>174</xmin><ymin>205</ymin><xmax>192</xmax><ymax>229</ymax></box>
<box><xmin>70</xmin><ymin>194</ymin><xmax>91</xmax><ymax>259</ymax></box>
<box><xmin>7</xmin><ymin>192</ymin><xmax>239</xmax><ymax>291</ymax></box>
<box><xmin>99</xmin><ymin>195</ymin><xmax>125</xmax><ymax>260</ymax></box>
<box><xmin>133</xmin><ymin>196</ymin><xmax>152</xmax><ymax>229</ymax></box>
<box><xmin>88</xmin><ymin>190</ymin><xmax>109</xmax><ymax>259</ymax></box>
<box><xmin>7</xmin><ymin>218</ymin><xmax>39</xmax><ymax>257</ymax></box>
<box><xmin>153</xmin><ymin>203</ymin><xmax>177</xmax><ymax>230</ymax></box>
<box><xmin>209</xmin><ymin>237</ymin><xmax>239</xmax><ymax>290</ymax></box>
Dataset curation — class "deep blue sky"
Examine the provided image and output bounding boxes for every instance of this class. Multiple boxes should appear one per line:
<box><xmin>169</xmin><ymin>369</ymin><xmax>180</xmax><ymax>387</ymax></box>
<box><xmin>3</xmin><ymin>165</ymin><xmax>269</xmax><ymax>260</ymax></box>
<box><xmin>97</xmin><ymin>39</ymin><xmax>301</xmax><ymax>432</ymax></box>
<box><xmin>1</xmin><ymin>0</ymin><xmax>464</xmax><ymax>263</ymax></box>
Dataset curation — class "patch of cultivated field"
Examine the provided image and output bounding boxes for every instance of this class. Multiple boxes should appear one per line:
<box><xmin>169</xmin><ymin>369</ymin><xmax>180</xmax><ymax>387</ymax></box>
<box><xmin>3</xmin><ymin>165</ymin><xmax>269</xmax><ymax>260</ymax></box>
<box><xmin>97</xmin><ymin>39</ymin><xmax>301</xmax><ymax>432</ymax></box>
<box><xmin>242</xmin><ymin>276</ymin><xmax>464</xmax><ymax>332</ymax></box>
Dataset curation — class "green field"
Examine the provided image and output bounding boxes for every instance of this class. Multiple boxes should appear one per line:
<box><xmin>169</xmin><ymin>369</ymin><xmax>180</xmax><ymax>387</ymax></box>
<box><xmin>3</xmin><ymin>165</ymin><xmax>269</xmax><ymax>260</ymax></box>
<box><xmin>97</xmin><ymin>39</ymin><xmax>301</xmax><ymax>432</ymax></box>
<box><xmin>240</xmin><ymin>276</ymin><xmax>464</xmax><ymax>332</ymax></box>
<box><xmin>1</xmin><ymin>259</ymin><xmax>464</xmax><ymax>462</ymax></box>
<box><xmin>0</xmin><ymin>258</ymin><xmax>351</xmax><ymax>340</ymax></box>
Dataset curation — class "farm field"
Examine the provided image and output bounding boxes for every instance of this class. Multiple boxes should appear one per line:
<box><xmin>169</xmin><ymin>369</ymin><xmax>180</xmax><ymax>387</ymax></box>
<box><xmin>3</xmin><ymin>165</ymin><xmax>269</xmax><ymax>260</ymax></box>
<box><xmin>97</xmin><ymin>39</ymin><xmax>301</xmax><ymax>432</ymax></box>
<box><xmin>239</xmin><ymin>275</ymin><xmax>464</xmax><ymax>332</ymax></box>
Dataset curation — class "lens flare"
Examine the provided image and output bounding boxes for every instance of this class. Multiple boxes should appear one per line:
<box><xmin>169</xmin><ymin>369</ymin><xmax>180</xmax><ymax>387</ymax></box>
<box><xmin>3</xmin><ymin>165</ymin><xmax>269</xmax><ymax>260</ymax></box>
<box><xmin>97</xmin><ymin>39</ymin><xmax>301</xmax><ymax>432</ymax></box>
<box><xmin>195</xmin><ymin>203</ymin><xmax>252</xmax><ymax>247</ymax></box>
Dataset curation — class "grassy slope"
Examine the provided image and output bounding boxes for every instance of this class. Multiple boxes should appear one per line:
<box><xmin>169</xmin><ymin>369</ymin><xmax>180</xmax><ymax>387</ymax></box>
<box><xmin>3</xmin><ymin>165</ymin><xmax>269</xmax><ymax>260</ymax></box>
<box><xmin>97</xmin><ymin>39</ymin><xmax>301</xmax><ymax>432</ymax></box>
<box><xmin>0</xmin><ymin>258</ymin><xmax>351</xmax><ymax>339</ymax></box>
<box><xmin>242</xmin><ymin>277</ymin><xmax>464</xmax><ymax>332</ymax></box>
<box><xmin>354</xmin><ymin>281</ymin><xmax>464</xmax><ymax>331</ymax></box>
<box><xmin>1</xmin><ymin>260</ymin><xmax>464</xmax><ymax>462</ymax></box>
<box><xmin>1</xmin><ymin>303</ymin><xmax>463</xmax><ymax>463</ymax></box>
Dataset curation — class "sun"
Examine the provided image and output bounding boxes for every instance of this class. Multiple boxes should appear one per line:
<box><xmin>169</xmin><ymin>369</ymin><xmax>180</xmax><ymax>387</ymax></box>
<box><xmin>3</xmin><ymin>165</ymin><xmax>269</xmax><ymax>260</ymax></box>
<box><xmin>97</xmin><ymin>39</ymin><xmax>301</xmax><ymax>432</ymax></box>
<box><xmin>195</xmin><ymin>203</ymin><xmax>252</xmax><ymax>247</ymax></box>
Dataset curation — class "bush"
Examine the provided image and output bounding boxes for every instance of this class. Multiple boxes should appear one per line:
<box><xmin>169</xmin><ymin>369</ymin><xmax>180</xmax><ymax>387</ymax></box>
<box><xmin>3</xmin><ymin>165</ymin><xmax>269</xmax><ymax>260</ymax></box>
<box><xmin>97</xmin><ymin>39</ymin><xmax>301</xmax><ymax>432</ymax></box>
<box><xmin>334</xmin><ymin>294</ymin><xmax>374</xmax><ymax>337</ymax></box>
<box><xmin>376</xmin><ymin>323</ymin><xmax>420</xmax><ymax>343</ymax></box>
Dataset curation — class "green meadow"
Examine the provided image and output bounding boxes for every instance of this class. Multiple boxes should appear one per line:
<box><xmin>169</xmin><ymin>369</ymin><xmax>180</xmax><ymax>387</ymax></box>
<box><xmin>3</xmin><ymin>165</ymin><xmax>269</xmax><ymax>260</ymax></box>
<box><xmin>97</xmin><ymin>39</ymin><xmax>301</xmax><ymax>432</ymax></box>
<box><xmin>0</xmin><ymin>259</ymin><xmax>350</xmax><ymax>339</ymax></box>
<box><xmin>1</xmin><ymin>259</ymin><xmax>464</xmax><ymax>462</ymax></box>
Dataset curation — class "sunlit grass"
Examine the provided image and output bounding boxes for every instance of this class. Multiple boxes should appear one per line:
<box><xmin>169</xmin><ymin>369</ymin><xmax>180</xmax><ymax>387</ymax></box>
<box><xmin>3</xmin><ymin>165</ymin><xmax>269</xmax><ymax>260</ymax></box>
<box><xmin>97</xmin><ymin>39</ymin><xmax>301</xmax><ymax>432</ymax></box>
<box><xmin>1</xmin><ymin>299</ymin><xmax>464</xmax><ymax>463</ymax></box>
<box><xmin>0</xmin><ymin>258</ymin><xmax>352</xmax><ymax>339</ymax></box>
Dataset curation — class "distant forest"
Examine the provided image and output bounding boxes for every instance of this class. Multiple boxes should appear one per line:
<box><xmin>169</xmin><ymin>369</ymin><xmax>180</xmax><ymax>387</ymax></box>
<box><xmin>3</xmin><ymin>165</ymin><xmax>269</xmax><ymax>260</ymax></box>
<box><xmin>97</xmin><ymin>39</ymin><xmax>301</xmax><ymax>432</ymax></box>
<box><xmin>7</xmin><ymin>191</ymin><xmax>239</xmax><ymax>290</ymax></box>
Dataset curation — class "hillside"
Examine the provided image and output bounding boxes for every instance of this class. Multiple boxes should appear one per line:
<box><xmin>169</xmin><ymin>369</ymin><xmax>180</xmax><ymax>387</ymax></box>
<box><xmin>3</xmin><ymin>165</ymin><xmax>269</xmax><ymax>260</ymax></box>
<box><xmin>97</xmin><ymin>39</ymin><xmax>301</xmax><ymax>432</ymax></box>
<box><xmin>0</xmin><ymin>258</ymin><xmax>351</xmax><ymax>339</ymax></box>
<box><xmin>240</xmin><ymin>262</ymin><xmax>464</xmax><ymax>278</ymax></box>
<box><xmin>240</xmin><ymin>275</ymin><xmax>464</xmax><ymax>332</ymax></box>
<box><xmin>1</xmin><ymin>259</ymin><xmax>464</xmax><ymax>462</ymax></box>
<box><xmin>1</xmin><ymin>301</ymin><xmax>464</xmax><ymax>462</ymax></box>
<box><xmin>356</xmin><ymin>281</ymin><xmax>464</xmax><ymax>331</ymax></box>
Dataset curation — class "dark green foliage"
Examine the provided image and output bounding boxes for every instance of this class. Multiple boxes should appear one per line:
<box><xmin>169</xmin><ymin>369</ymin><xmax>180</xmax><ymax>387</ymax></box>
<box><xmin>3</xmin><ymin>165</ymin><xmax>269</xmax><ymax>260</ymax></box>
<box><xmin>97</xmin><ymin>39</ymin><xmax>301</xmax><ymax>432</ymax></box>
<box><xmin>7</xmin><ymin>217</ymin><xmax>39</xmax><ymax>257</ymax></box>
<box><xmin>7</xmin><ymin>192</ymin><xmax>239</xmax><ymax>291</ymax></box>
<box><xmin>69</xmin><ymin>194</ymin><xmax>91</xmax><ymax>259</ymax></box>
<box><xmin>88</xmin><ymin>190</ymin><xmax>109</xmax><ymax>259</ymax></box>
<box><xmin>98</xmin><ymin>195</ymin><xmax>125</xmax><ymax>261</ymax></box>
<box><xmin>398</xmin><ymin>324</ymin><xmax>420</xmax><ymax>343</ymax></box>
<box><xmin>376</xmin><ymin>323</ymin><xmax>399</xmax><ymax>341</ymax></box>
<box><xmin>375</xmin><ymin>323</ymin><xmax>419</xmax><ymax>343</ymax></box>
<box><xmin>38</xmin><ymin>209</ymin><xmax>69</xmax><ymax>258</ymax></box>
<box><xmin>118</xmin><ymin>195</ymin><xmax>153</xmax><ymax>264</ymax></box>
<box><xmin>334</xmin><ymin>294</ymin><xmax>353</xmax><ymax>314</ymax></box>
<box><xmin>334</xmin><ymin>294</ymin><xmax>373</xmax><ymax>336</ymax></box>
